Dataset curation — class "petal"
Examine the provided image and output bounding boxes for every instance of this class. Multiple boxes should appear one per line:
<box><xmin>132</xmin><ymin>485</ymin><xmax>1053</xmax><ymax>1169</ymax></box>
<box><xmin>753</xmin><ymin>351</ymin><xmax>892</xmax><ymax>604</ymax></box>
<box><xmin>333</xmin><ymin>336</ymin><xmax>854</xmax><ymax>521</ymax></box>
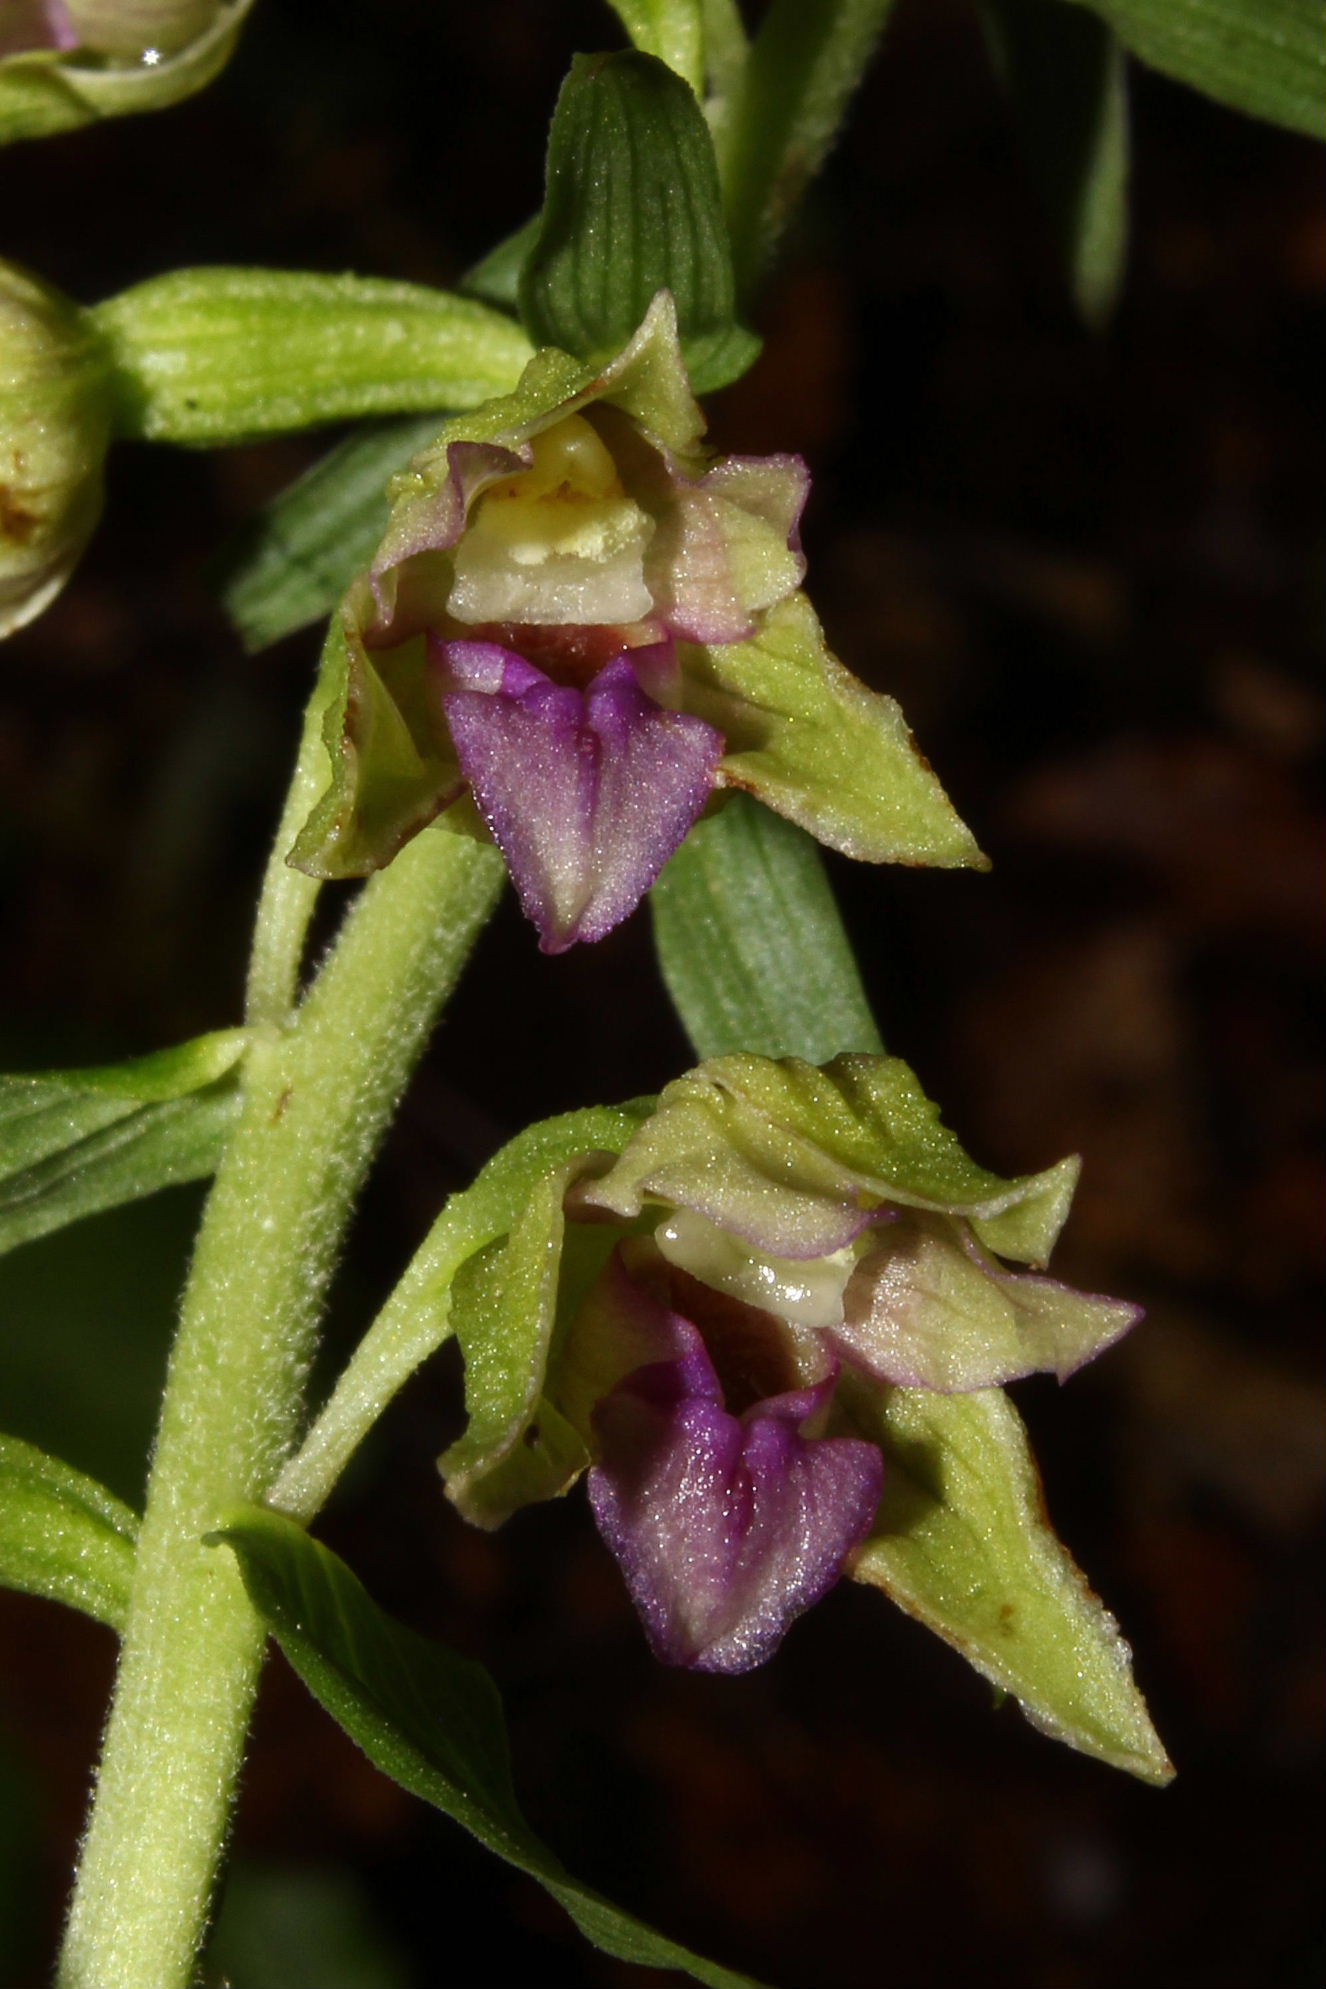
<box><xmin>580</xmin><ymin>1051</ymin><xmax>1081</xmax><ymax>1266</ymax></box>
<box><xmin>440</xmin><ymin>645</ymin><xmax>723</xmax><ymax>951</ymax></box>
<box><xmin>595</xmin><ymin>406</ymin><xmax>808</xmax><ymax>645</ymax></box>
<box><xmin>653</xmin><ymin>1205</ymin><xmax>859</xmax><ymax>1330</ymax></box>
<box><xmin>368</xmin><ymin>438</ymin><xmax>528</xmax><ymax>637</ymax></box>
<box><xmin>645</xmin><ymin>455</ymin><xmax>809</xmax><ymax>644</ymax></box>
<box><xmin>835</xmin><ymin>1213</ymin><xmax>1142</xmax><ymax>1392</ymax></box>
<box><xmin>589</xmin><ymin>1349</ymin><xmax>882</xmax><ymax>1673</ymax></box>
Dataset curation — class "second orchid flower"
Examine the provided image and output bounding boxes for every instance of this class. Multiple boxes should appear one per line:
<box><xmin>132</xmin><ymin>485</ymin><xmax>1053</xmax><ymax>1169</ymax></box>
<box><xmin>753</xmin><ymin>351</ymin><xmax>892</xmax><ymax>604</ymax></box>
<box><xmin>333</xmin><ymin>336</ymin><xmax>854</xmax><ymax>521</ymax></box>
<box><xmin>438</xmin><ymin>1052</ymin><xmax>1139</xmax><ymax>1673</ymax></box>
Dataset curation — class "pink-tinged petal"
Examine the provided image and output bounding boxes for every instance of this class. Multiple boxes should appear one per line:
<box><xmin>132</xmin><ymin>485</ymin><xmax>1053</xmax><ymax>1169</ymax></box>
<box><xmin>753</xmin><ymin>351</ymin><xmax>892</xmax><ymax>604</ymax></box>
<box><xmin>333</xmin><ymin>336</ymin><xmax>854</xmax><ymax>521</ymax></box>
<box><xmin>834</xmin><ymin>1212</ymin><xmax>1142</xmax><ymax>1392</ymax></box>
<box><xmin>645</xmin><ymin>453</ymin><xmax>809</xmax><ymax>644</ymax></box>
<box><xmin>589</xmin><ymin>1343</ymin><xmax>882</xmax><ymax>1673</ymax></box>
<box><xmin>440</xmin><ymin>645</ymin><xmax>723</xmax><ymax>952</ymax></box>
<box><xmin>1</xmin><ymin>0</ymin><xmax>76</xmax><ymax>51</ymax></box>
<box><xmin>366</xmin><ymin>438</ymin><xmax>529</xmax><ymax>639</ymax></box>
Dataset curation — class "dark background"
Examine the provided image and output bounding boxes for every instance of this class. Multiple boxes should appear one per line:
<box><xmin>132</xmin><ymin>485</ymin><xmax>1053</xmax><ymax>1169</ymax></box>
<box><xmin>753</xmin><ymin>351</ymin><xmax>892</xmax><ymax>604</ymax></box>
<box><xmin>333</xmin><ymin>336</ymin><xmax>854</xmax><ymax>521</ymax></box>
<box><xmin>0</xmin><ymin>2</ymin><xmax>1321</xmax><ymax>1985</ymax></box>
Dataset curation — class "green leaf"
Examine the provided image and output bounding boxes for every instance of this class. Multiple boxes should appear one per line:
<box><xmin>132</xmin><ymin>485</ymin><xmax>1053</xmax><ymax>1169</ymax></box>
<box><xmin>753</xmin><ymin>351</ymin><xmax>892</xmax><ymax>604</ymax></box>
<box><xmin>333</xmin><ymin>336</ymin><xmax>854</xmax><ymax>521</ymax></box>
<box><xmin>720</xmin><ymin>0</ymin><xmax>899</xmax><ymax>301</ymax></box>
<box><xmin>0</xmin><ymin>1433</ymin><xmax>137</xmax><ymax>1631</ymax></box>
<box><xmin>846</xmin><ymin>1379</ymin><xmax>1174</xmax><ymax>1784</ymax></box>
<box><xmin>213</xmin><ymin>1508</ymin><xmax>768</xmax><ymax>1989</ymax></box>
<box><xmin>651</xmin><ymin>793</ymin><xmax>883</xmax><ymax>1062</ymax></box>
<box><xmin>0</xmin><ymin>0</ymin><xmax>255</xmax><ymax>146</ymax></box>
<box><xmin>685</xmin><ymin>593</ymin><xmax>988</xmax><ymax>871</ymax></box>
<box><xmin>1065</xmin><ymin>0</ymin><xmax>1325</xmax><ymax>137</ymax></box>
<box><xmin>93</xmin><ymin>269</ymin><xmax>533</xmax><ymax>447</ymax></box>
<box><xmin>219</xmin><ymin>415</ymin><xmax>445</xmax><ymax>654</ymax></box>
<box><xmin>458</xmin><ymin>216</ymin><xmax>542</xmax><ymax>311</ymax></box>
<box><xmin>271</xmin><ymin>1105</ymin><xmax>649</xmax><ymax>1524</ymax></box>
<box><xmin>605</xmin><ymin>0</ymin><xmax>706</xmax><ymax>95</ymax></box>
<box><xmin>520</xmin><ymin>50</ymin><xmax>761</xmax><ymax>392</ymax></box>
<box><xmin>0</xmin><ymin>1030</ymin><xmax>247</xmax><ymax>1259</ymax></box>
<box><xmin>983</xmin><ymin>0</ymin><xmax>1130</xmax><ymax>328</ymax></box>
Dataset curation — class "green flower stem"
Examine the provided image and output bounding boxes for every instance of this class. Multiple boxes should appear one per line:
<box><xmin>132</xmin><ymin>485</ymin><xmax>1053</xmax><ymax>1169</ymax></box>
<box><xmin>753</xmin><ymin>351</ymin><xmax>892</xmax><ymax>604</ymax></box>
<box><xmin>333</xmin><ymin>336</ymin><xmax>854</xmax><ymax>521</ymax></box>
<box><xmin>56</xmin><ymin>821</ymin><xmax>504</xmax><ymax>1989</ymax></box>
<box><xmin>243</xmin><ymin>675</ymin><xmax>334</xmax><ymax>1029</ymax></box>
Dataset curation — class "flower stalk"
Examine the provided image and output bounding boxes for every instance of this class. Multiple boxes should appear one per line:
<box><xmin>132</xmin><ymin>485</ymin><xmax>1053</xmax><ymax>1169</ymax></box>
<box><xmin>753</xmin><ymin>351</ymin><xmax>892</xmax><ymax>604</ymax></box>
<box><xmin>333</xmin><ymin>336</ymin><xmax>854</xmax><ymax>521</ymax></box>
<box><xmin>56</xmin><ymin>817</ymin><xmax>503</xmax><ymax>1989</ymax></box>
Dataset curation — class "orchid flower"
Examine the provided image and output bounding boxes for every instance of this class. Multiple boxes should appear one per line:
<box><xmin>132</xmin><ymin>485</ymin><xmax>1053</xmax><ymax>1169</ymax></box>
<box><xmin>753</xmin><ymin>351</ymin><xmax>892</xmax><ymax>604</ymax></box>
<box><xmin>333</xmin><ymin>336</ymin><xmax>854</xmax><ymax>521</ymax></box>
<box><xmin>439</xmin><ymin>1053</ymin><xmax>1139</xmax><ymax>1672</ymax></box>
<box><xmin>292</xmin><ymin>292</ymin><xmax>984</xmax><ymax>950</ymax></box>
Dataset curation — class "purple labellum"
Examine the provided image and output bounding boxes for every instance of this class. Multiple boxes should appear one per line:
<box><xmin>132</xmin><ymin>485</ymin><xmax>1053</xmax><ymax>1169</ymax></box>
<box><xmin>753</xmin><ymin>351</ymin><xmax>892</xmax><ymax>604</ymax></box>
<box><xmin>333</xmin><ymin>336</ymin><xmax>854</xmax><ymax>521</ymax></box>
<box><xmin>589</xmin><ymin>1319</ymin><xmax>882</xmax><ymax>1674</ymax></box>
<box><xmin>439</xmin><ymin>639</ymin><xmax>723</xmax><ymax>952</ymax></box>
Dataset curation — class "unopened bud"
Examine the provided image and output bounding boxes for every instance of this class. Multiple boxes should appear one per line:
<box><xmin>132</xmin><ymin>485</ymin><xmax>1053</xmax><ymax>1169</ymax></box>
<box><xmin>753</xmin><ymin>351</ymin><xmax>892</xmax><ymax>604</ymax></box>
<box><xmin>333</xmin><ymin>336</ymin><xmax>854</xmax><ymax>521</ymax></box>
<box><xmin>1</xmin><ymin>0</ymin><xmax>254</xmax><ymax>144</ymax></box>
<box><xmin>62</xmin><ymin>0</ymin><xmax>219</xmax><ymax>59</ymax></box>
<box><xmin>0</xmin><ymin>261</ymin><xmax>113</xmax><ymax>638</ymax></box>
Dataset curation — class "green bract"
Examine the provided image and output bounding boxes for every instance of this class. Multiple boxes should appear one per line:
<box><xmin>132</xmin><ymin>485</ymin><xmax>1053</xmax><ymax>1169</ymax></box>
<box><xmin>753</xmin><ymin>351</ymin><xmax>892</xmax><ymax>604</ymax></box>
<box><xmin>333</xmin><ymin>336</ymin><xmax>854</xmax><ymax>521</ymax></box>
<box><xmin>520</xmin><ymin>49</ymin><xmax>760</xmax><ymax>392</ymax></box>
<box><xmin>290</xmin><ymin>290</ymin><xmax>983</xmax><ymax>896</ymax></box>
<box><xmin>0</xmin><ymin>260</ymin><xmax>114</xmax><ymax>638</ymax></box>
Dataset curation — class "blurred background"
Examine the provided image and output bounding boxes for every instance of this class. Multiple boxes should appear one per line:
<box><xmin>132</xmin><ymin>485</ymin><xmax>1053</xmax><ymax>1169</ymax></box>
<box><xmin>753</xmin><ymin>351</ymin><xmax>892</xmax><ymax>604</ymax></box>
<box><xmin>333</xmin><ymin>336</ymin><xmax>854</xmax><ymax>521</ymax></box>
<box><xmin>0</xmin><ymin>1</ymin><xmax>1321</xmax><ymax>1984</ymax></box>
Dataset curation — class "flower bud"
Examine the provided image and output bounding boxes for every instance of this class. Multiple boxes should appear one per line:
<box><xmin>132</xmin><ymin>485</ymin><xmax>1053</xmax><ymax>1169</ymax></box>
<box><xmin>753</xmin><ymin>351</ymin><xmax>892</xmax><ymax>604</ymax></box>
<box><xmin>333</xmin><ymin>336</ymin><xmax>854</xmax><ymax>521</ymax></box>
<box><xmin>1</xmin><ymin>0</ymin><xmax>253</xmax><ymax>143</ymax></box>
<box><xmin>62</xmin><ymin>0</ymin><xmax>218</xmax><ymax>58</ymax></box>
<box><xmin>0</xmin><ymin>261</ymin><xmax>113</xmax><ymax>638</ymax></box>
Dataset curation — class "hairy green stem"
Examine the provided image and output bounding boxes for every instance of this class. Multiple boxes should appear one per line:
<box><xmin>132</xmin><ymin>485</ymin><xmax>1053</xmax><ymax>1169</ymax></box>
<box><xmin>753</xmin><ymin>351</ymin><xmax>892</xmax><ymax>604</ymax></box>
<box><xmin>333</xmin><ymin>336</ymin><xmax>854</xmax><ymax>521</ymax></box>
<box><xmin>243</xmin><ymin>680</ymin><xmax>331</xmax><ymax>1029</ymax></box>
<box><xmin>57</xmin><ymin>822</ymin><xmax>503</xmax><ymax>1989</ymax></box>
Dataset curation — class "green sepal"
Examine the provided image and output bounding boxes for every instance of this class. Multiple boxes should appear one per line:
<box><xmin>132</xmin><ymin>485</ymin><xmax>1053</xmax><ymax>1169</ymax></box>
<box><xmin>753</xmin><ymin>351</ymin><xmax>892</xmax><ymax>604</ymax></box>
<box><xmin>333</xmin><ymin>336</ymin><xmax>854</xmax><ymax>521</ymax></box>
<box><xmin>651</xmin><ymin>792</ymin><xmax>884</xmax><ymax>1063</ymax></box>
<box><xmin>521</xmin><ymin>51</ymin><xmax>761</xmax><ymax>393</ymax></box>
<box><xmin>845</xmin><ymin>1378</ymin><xmax>1173</xmax><ymax>1784</ymax></box>
<box><xmin>0</xmin><ymin>1028</ymin><xmax>247</xmax><ymax>1259</ymax></box>
<box><xmin>438</xmin><ymin>1105</ymin><xmax>651</xmax><ymax>1526</ymax></box>
<box><xmin>983</xmin><ymin>0</ymin><xmax>1129</xmax><ymax>329</ymax></box>
<box><xmin>584</xmin><ymin>1051</ymin><xmax>1079</xmax><ymax>1265</ymax></box>
<box><xmin>687</xmin><ymin>593</ymin><xmax>987</xmax><ymax>871</ymax></box>
<box><xmin>212</xmin><ymin>1507</ymin><xmax>767</xmax><ymax>1989</ymax></box>
<box><xmin>0</xmin><ymin>1433</ymin><xmax>137</xmax><ymax>1631</ymax></box>
<box><xmin>442</xmin><ymin>1167</ymin><xmax>593</xmax><ymax>1524</ymax></box>
<box><xmin>0</xmin><ymin>0</ymin><xmax>255</xmax><ymax>146</ymax></box>
<box><xmin>286</xmin><ymin>605</ymin><xmax>465</xmax><ymax>880</ymax></box>
<box><xmin>92</xmin><ymin>269</ymin><xmax>533</xmax><ymax>447</ymax></box>
<box><xmin>269</xmin><ymin>1104</ymin><xmax>652</xmax><ymax>1524</ymax></box>
<box><xmin>219</xmin><ymin>414</ymin><xmax>448</xmax><ymax>655</ymax></box>
<box><xmin>1063</xmin><ymin>0</ymin><xmax>1325</xmax><ymax>139</ymax></box>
